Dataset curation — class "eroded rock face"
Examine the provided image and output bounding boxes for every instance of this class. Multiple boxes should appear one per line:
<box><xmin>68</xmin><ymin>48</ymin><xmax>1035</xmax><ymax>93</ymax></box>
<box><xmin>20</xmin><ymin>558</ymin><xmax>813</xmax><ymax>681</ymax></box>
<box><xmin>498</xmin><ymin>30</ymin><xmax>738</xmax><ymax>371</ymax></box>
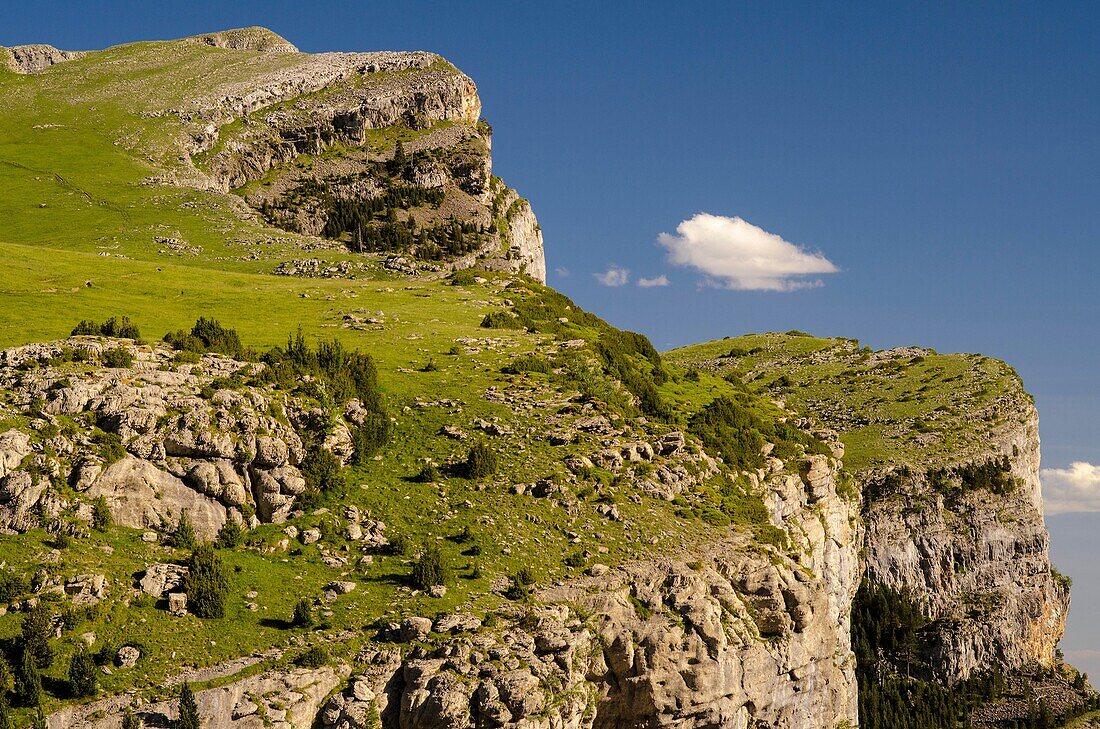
<box><xmin>0</xmin><ymin>338</ymin><xmax>358</xmax><ymax>538</ymax></box>
<box><xmin>321</xmin><ymin>454</ymin><xmax>860</xmax><ymax>729</ymax></box>
<box><xmin>2</xmin><ymin>44</ymin><xmax>86</xmax><ymax>73</ymax></box>
<box><xmin>862</xmin><ymin>405</ymin><xmax>1069</xmax><ymax>683</ymax></box>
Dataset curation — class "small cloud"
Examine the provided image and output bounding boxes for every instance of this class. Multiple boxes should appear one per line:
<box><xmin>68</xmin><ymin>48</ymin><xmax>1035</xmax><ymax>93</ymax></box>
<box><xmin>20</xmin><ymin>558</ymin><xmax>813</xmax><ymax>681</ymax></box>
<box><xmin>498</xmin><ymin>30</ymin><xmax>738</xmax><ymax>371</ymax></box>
<box><xmin>1041</xmin><ymin>462</ymin><xmax>1100</xmax><ymax>514</ymax></box>
<box><xmin>637</xmin><ymin>274</ymin><xmax>670</xmax><ymax>288</ymax></box>
<box><xmin>658</xmin><ymin>213</ymin><xmax>838</xmax><ymax>291</ymax></box>
<box><xmin>594</xmin><ymin>265</ymin><xmax>630</xmax><ymax>287</ymax></box>
<box><xmin>554</xmin><ymin>266</ymin><xmax>571</xmax><ymax>278</ymax></box>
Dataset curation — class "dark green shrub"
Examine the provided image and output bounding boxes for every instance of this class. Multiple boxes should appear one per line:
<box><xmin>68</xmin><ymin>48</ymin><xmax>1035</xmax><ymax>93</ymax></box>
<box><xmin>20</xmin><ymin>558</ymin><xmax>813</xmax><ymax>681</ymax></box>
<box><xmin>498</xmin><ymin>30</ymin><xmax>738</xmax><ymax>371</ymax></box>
<box><xmin>503</xmin><ymin>576</ymin><xmax>529</xmax><ymax>601</ymax></box>
<box><xmin>168</xmin><ymin>510</ymin><xmax>196</xmax><ymax>550</ymax></box>
<box><xmin>300</xmin><ymin>449</ymin><xmax>346</xmax><ymax>499</ymax></box>
<box><xmin>101</xmin><ymin>348</ymin><xmax>133</xmax><ymax>368</ymax></box>
<box><xmin>183</xmin><ymin>544</ymin><xmax>229</xmax><ymax>619</ymax></box>
<box><xmin>71</xmin><ymin>317</ymin><xmax>141</xmax><ymax>340</ymax></box>
<box><xmin>388</xmin><ymin>533</ymin><xmax>412</xmax><ymax>556</ymax></box>
<box><xmin>291</xmin><ymin>599</ymin><xmax>313</xmax><ymax>628</ymax></box>
<box><xmin>414</xmin><ymin>465</ymin><xmax>442</xmax><ymax>483</ymax></box>
<box><xmin>215</xmin><ymin>516</ymin><xmax>244</xmax><ymax>548</ymax></box>
<box><xmin>177</xmin><ymin>682</ymin><xmax>200</xmax><ymax>729</ymax></box>
<box><xmin>515</xmin><ymin>566</ymin><xmax>537</xmax><ymax>586</ymax></box>
<box><xmin>295</xmin><ymin>646</ymin><xmax>328</xmax><ymax>668</ymax></box>
<box><xmin>68</xmin><ymin>646</ymin><xmax>98</xmax><ymax>697</ymax></box>
<box><xmin>0</xmin><ymin>570</ymin><xmax>29</xmax><ymax>602</ymax></box>
<box><xmin>351</xmin><ymin>414</ymin><xmax>390</xmax><ymax>463</ymax></box>
<box><xmin>464</xmin><ymin>443</ymin><xmax>498</xmax><ymax>480</ymax></box>
<box><xmin>92</xmin><ymin>431</ymin><xmax>127</xmax><ymax>466</ymax></box>
<box><xmin>92</xmin><ymin>496</ymin><xmax>111</xmax><ymax>532</ymax></box>
<box><xmin>449</xmin><ymin>270</ymin><xmax>478</xmax><ymax>286</ymax></box>
<box><xmin>21</xmin><ymin>604</ymin><xmax>54</xmax><ymax>669</ymax></box>
<box><xmin>121</xmin><ymin>709</ymin><xmax>140</xmax><ymax>729</ymax></box>
<box><xmin>164</xmin><ymin>317</ymin><xmax>243</xmax><ymax>358</ymax></box>
<box><xmin>502</xmin><ymin>355</ymin><xmax>552</xmax><ymax>375</ymax></box>
<box><xmin>0</xmin><ymin>697</ymin><xmax>12</xmax><ymax>729</ymax></box>
<box><xmin>411</xmin><ymin>543</ymin><xmax>446</xmax><ymax>589</ymax></box>
<box><xmin>14</xmin><ymin>650</ymin><xmax>41</xmax><ymax>707</ymax></box>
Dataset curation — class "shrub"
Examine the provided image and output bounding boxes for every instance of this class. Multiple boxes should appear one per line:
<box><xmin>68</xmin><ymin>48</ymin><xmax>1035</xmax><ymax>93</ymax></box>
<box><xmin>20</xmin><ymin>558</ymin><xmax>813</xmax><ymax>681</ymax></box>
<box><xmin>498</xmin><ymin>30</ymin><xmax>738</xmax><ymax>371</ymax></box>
<box><xmin>411</xmin><ymin>543</ymin><xmax>446</xmax><ymax>589</ymax></box>
<box><xmin>0</xmin><ymin>697</ymin><xmax>12</xmax><ymax>729</ymax></box>
<box><xmin>68</xmin><ymin>646</ymin><xmax>98</xmax><ymax>697</ymax></box>
<box><xmin>351</xmin><ymin>414</ymin><xmax>390</xmax><ymax>463</ymax></box>
<box><xmin>92</xmin><ymin>496</ymin><xmax>111</xmax><ymax>532</ymax></box>
<box><xmin>71</xmin><ymin>317</ymin><xmax>141</xmax><ymax>340</ymax></box>
<box><xmin>215</xmin><ymin>516</ymin><xmax>244</xmax><ymax>549</ymax></box>
<box><xmin>464</xmin><ymin>443</ymin><xmax>498</xmax><ymax>480</ymax></box>
<box><xmin>300</xmin><ymin>448</ymin><xmax>346</xmax><ymax>500</ymax></box>
<box><xmin>168</xmin><ymin>510</ymin><xmax>196</xmax><ymax>550</ymax></box>
<box><xmin>121</xmin><ymin>709</ymin><xmax>141</xmax><ymax>729</ymax></box>
<box><xmin>92</xmin><ymin>431</ymin><xmax>127</xmax><ymax>466</ymax></box>
<box><xmin>414</xmin><ymin>465</ymin><xmax>442</xmax><ymax>483</ymax></box>
<box><xmin>503</xmin><ymin>576</ymin><xmax>529</xmax><ymax>601</ymax></box>
<box><xmin>183</xmin><ymin>544</ymin><xmax>229</xmax><ymax>619</ymax></box>
<box><xmin>177</xmin><ymin>683</ymin><xmax>200</xmax><ymax>729</ymax></box>
<box><xmin>292</xmin><ymin>599</ymin><xmax>314</xmax><ymax>628</ymax></box>
<box><xmin>101</xmin><ymin>348</ymin><xmax>133</xmax><ymax>368</ymax></box>
<box><xmin>21</xmin><ymin>604</ymin><xmax>54</xmax><ymax>669</ymax></box>
<box><xmin>388</xmin><ymin>533</ymin><xmax>412</xmax><ymax>556</ymax></box>
<box><xmin>164</xmin><ymin>317</ymin><xmax>243</xmax><ymax>358</ymax></box>
<box><xmin>296</xmin><ymin>646</ymin><xmax>328</xmax><ymax>668</ymax></box>
<box><xmin>449</xmin><ymin>270</ymin><xmax>478</xmax><ymax>286</ymax></box>
<box><xmin>0</xmin><ymin>570</ymin><xmax>29</xmax><ymax>603</ymax></box>
<box><xmin>14</xmin><ymin>650</ymin><xmax>41</xmax><ymax>707</ymax></box>
<box><xmin>501</xmin><ymin>355</ymin><xmax>552</xmax><ymax>375</ymax></box>
<box><xmin>516</xmin><ymin>566</ymin><xmax>537</xmax><ymax>586</ymax></box>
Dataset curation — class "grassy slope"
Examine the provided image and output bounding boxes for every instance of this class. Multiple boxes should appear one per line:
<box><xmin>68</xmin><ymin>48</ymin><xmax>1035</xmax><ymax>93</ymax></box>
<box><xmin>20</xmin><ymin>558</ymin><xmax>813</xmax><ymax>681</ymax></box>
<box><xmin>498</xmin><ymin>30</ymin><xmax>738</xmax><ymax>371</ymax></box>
<box><xmin>667</xmin><ymin>332</ymin><xmax>1026</xmax><ymax>472</ymax></box>
<box><xmin>0</xmin><ymin>35</ymin><xmax>767</xmax><ymax>715</ymax></box>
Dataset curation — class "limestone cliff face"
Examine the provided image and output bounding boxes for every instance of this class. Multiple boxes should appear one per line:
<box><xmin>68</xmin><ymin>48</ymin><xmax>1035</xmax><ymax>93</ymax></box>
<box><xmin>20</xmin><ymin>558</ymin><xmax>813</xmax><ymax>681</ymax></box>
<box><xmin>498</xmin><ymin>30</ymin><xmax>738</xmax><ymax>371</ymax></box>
<box><xmin>861</xmin><ymin>402</ymin><xmax>1069</xmax><ymax>683</ymax></box>
<box><xmin>1</xmin><ymin>44</ymin><xmax>86</xmax><ymax>74</ymax></box>
<box><xmin>317</xmin><ymin>453</ymin><xmax>860</xmax><ymax>729</ymax></box>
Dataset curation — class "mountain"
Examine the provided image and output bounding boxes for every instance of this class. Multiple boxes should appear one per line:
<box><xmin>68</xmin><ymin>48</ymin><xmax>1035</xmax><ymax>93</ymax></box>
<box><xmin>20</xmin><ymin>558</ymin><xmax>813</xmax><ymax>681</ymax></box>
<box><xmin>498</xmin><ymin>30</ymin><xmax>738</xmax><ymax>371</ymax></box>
<box><xmin>0</xmin><ymin>28</ymin><xmax>1093</xmax><ymax>729</ymax></box>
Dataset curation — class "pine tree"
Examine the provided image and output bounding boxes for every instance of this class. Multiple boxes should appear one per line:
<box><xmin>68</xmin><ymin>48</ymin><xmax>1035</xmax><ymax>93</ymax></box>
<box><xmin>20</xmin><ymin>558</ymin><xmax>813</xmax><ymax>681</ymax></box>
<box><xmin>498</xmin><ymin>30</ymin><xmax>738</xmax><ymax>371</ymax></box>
<box><xmin>69</xmin><ymin>645</ymin><xmax>98</xmax><ymax>697</ymax></box>
<box><xmin>214</xmin><ymin>515</ymin><xmax>243</xmax><ymax>549</ymax></box>
<box><xmin>291</xmin><ymin>598</ymin><xmax>313</xmax><ymax>628</ymax></box>
<box><xmin>14</xmin><ymin>649</ymin><xmax>41</xmax><ymax>707</ymax></box>
<box><xmin>183</xmin><ymin>544</ymin><xmax>229</xmax><ymax>618</ymax></box>
<box><xmin>177</xmin><ymin>682</ymin><xmax>200</xmax><ymax>729</ymax></box>
<box><xmin>92</xmin><ymin>495</ymin><xmax>111</xmax><ymax>531</ymax></box>
<box><xmin>21</xmin><ymin>604</ymin><xmax>54</xmax><ymax>669</ymax></box>
<box><xmin>169</xmin><ymin>510</ymin><xmax>196</xmax><ymax>550</ymax></box>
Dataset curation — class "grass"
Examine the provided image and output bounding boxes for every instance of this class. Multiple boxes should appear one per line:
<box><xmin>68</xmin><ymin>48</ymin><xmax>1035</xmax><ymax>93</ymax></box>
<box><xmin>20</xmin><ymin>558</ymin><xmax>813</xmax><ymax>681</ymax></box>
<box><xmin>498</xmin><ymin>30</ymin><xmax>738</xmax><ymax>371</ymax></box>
<box><xmin>667</xmin><ymin>333</ymin><xmax>1026</xmax><ymax>472</ymax></box>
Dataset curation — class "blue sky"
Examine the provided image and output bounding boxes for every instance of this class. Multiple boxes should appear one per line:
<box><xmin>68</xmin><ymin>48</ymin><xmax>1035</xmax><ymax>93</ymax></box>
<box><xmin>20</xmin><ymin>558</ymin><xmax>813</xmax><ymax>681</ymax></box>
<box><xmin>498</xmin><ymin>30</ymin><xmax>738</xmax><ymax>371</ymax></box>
<box><xmin>5</xmin><ymin>0</ymin><xmax>1100</xmax><ymax>672</ymax></box>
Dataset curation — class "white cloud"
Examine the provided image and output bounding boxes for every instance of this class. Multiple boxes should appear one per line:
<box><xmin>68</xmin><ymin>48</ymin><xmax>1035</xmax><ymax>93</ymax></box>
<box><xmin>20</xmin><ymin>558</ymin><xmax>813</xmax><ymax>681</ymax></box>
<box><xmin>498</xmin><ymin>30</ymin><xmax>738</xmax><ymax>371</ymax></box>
<box><xmin>594</xmin><ymin>265</ymin><xmax>630</xmax><ymax>287</ymax></box>
<box><xmin>657</xmin><ymin>213</ymin><xmax>839</xmax><ymax>291</ymax></box>
<box><xmin>1041</xmin><ymin>462</ymin><xmax>1100</xmax><ymax>514</ymax></box>
<box><xmin>554</xmin><ymin>266</ymin><xmax>571</xmax><ymax>278</ymax></box>
<box><xmin>637</xmin><ymin>274</ymin><xmax>670</xmax><ymax>288</ymax></box>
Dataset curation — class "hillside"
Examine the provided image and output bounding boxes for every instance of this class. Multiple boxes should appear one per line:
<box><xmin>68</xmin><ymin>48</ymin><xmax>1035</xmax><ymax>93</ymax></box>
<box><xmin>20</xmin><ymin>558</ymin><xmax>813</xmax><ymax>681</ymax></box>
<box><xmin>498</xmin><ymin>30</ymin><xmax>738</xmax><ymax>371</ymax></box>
<box><xmin>0</xmin><ymin>27</ymin><xmax>1091</xmax><ymax>729</ymax></box>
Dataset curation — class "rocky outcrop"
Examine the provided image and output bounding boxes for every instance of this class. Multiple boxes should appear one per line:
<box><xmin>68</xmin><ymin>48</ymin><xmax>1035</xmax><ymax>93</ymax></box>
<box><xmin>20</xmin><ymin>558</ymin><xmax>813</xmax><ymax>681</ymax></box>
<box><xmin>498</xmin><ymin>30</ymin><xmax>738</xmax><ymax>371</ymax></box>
<box><xmin>0</xmin><ymin>338</ymin><xmax>360</xmax><ymax>538</ymax></box>
<box><xmin>188</xmin><ymin>27</ymin><xmax>300</xmax><ymax>53</ymax></box>
<box><xmin>862</xmin><ymin>403</ymin><xmax>1069</xmax><ymax>683</ymax></box>
<box><xmin>316</xmin><ymin>453</ymin><xmax>859</xmax><ymax>729</ymax></box>
<box><xmin>47</xmin><ymin>663</ymin><xmax>345</xmax><ymax>729</ymax></box>
<box><xmin>2</xmin><ymin>44</ymin><xmax>86</xmax><ymax>73</ymax></box>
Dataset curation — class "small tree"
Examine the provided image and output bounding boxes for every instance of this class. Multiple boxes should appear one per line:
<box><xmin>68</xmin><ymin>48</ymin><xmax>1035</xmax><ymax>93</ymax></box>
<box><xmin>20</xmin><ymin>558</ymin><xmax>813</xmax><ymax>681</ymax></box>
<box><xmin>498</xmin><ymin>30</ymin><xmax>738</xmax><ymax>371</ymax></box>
<box><xmin>14</xmin><ymin>649</ymin><xmax>41</xmax><ymax>707</ymax></box>
<box><xmin>92</xmin><ymin>495</ymin><xmax>111</xmax><ymax>532</ymax></box>
<box><xmin>214</xmin><ymin>515</ymin><xmax>244</xmax><ymax>549</ymax></box>
<box><xmin>0</xmin><ymin>696</ymin><xmax>12</xmax><ymax>729</ymax></box>
<box><xmin>68</xmin><ymin>646</ymin><xmax>98</xmax><ymax>697</ymax></box>
<box><xmin>169</xmin><ymin>510</ymin><xmax>196</xmax><ymax>550</ymax></box>
<box><xmin>411</xmin><ymin>543</ymin><xmax>446</xmax><ymax>589</ymax></box>
<box><xmin>177</xmin><ymin>682</ymin><xmax>200</xmax><ymax>729</ymax></box>
<box><xmin>21</xmin><ymin>604</ymin><xmax>54</xmax><ymax>669</ymax></box>
<box><xmin>464</xmin><ymin>443</ymin><xmax>498</xmax><ymax>480</ymax></box>
<box><xmin>291</xmin><ymin>598</ymin><xmax>313</xmax><ymax>628</ymax></box>
<box><xmin>122</xmin><ymin>709</ymin><xmax>142</xmax><ymax>729</ymax></box>
<box><xmin>183</xmin><ymin>544</ymin><xmax>229</xmax><ymax>619</ymax></box>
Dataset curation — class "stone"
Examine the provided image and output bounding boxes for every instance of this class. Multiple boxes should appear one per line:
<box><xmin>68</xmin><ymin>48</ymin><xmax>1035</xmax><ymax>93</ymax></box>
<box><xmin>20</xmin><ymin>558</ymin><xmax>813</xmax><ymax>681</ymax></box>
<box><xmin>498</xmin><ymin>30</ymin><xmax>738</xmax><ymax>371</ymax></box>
<box><xmin>116</xmin><ymin>645</ymin><xmax>140</xmax><ymax>668</ymax></box>
<box><xmin>140</xmin><ymin>564</ymin><xmax>188</xmax><ymax>598</ymax></box>
<box><xmin>325</xmin><ymin>580</ymin><xmax>356</xmax><ymax>595</ymax></box>
<box><xmin>427</xmin><ymin>584</ymin><xmax>447</xmax><ymax>598</ymax></box>
<box><xmin>400</xmin><ymin>616</ymin><xmax>433</xmax><ymax>642</ymax></box>
<box><xmin>301</xmin><ymin>528</ymin><xmax>321</xmax><ymax>545</ymax></box>
<box><xmin>168</xmin><ymin>592</ymin><xmax>188</xmax><ymax>617</ymax></box>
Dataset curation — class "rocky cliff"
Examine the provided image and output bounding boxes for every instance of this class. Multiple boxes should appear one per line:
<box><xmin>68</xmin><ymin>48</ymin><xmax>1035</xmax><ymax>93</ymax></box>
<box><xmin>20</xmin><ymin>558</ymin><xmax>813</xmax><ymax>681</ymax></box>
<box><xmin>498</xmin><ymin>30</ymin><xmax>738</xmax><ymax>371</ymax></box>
<box><xmin>1</xmin><ymin>44</ymin><xmax>86</xmax><ymax>73</ymax></box>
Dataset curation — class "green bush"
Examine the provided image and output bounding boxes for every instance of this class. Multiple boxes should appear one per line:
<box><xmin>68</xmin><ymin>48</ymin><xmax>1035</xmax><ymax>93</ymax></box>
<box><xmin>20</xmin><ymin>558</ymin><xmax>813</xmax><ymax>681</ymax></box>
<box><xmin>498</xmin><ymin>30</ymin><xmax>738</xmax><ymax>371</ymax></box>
<box><xmin>71</xmin><ymin>316</ymin><xmax>141</xmax><ymax>340</ymax></box>
<box><xmin>411</xmin><ymin>543</ymin><xmax>446</xmax><ymax>589</ymax></box>
<box><xmin>351</xmin><ymin>415</ymin><xmax>390</xmax><ymax>464</ymax></box>
<box><xmin>101</xmin><ymin>348</ymin><xmax>133</xmax><ymax>368</ymax></box>
<box><xmin>68</xmin><ymin>646</ymin><xmax>98</xmax><ymax>697</ymax></box>
<box><xmin>292</xmin><ymin>598</ymin><xmax>314</xmax><ymax>628</ymax></box>
<box><xmin>300</xmin><ymin>448</ymin><xmax>346</xmax><ymax>501</ymax></box>
<box><xmin>464</xmin><ymin>443</ymin><xmax>498</xmax><ymax>480</ymax></box>
<box><xmin>164</xmin><ymin>317</ymin><xmax>244</xmax><ymax>358</ymax></box>
<box><xmin>14</xmin><ymin>650</ymin><xmax>41</xmax><ymax>707</ymax></box>
<box><xmin>183</xmin><ymin>544</ymin><xmax>229</xmax><ymax>619</ymax></box>
<box><xmin>0</xmin><ymin>570</ymin><xmax>29</xmax><ymax>603</ymax></box>
<box><xmin>296</xmin><ymin>646</ymin><xmax>329</xmax><ymax>668</ymax></box>
<box><xmin>449</xmin><ymin>270</ymin><xmax>478</xmax><ymax>286</ymax></box>
<box><xmin>215</xmin><ymin>516</ymin><xmax>244</xmax><ymax>549</ymax></box>
<box><xmin>92</xmin><ymin>496</ymin><xmax>111</xmax><ymax>532</ymax></box>
<box><xmin>177</xmin><ymin>683</ymin><xmax>200</xmax><ymax>729</ymax></box>
<box><xmin>92</xmin><ymin>431</ymin><xmax>127</xmax><ymax>466</ymax></box>
<box><xmin>501</xmin><ymin>354</ymin><xmax>553</xmax><ymax>375</ymax></box>
<box><xmin>21</xmin><ymin>604</ymin><xmax>54</xmax><ymax>669</ymax></box>
<box><xmin>168</xmin><ymin>510</ymin><xmax>197</xmax><ymax>550</ymax></box>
